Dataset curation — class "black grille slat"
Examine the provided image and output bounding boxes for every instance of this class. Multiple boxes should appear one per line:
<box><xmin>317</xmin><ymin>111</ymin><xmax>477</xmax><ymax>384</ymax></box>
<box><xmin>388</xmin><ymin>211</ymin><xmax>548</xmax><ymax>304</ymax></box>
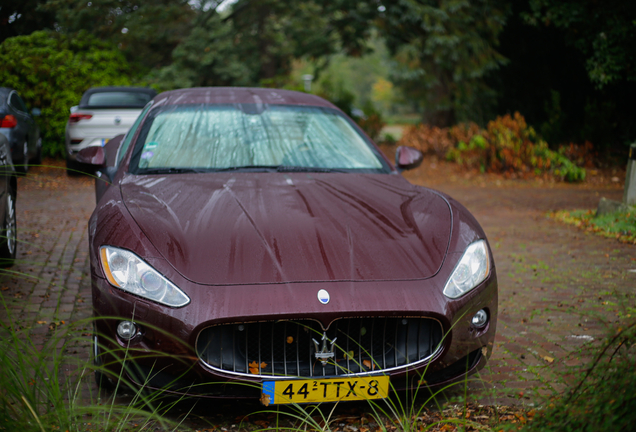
<box><xmin>197</xmin><ymin>318</ymin><xmax>442</xmax><ymax>378</ymax></box>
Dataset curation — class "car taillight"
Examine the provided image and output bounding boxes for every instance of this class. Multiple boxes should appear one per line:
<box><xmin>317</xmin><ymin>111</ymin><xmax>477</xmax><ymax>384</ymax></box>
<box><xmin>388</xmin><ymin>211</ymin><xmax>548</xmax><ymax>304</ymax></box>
<box><xmin>0</xmin><ymin>115</ymin><xmax>18</xmax><ymax>128</ymax></box>
<box><xmin>69</xmin><ymin>113</ymin><xmax>93</xmax><ymax>123</ymax></box>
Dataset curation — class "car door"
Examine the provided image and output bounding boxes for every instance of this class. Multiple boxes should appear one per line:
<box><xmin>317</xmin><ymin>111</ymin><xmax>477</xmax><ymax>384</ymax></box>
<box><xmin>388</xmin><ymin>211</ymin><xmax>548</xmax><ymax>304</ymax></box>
<box><xmin>9</xmin><ymin>92</ymin><xmax>36</xmax><ymax>158</ymax></box>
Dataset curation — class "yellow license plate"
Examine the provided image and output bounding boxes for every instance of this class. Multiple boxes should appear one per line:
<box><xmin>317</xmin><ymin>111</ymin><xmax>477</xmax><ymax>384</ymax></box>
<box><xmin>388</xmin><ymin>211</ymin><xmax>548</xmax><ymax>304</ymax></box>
<box><xmin>261</xmin><ymin>376</ymin><xmax>389</xmax><ymax>405</ymax></box>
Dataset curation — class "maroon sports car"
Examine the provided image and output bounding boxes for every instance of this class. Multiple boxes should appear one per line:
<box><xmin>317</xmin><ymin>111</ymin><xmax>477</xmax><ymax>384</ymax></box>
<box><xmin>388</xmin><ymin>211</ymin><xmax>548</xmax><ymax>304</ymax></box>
<box><xmin>80</xmin><ymin>87</ymin><xmax>497</xmax><ymax>405</ymax></box>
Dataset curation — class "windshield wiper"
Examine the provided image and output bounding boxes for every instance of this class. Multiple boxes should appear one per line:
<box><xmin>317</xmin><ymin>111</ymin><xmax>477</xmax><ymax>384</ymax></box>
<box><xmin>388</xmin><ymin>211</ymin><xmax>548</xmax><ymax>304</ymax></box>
<box><xmin>142</xmin><ymin>168</ymin><xmax>203</xmax><ymax>174</ymax></box>
<box><xmin>212</xmin><ymin>165</ymin><xmax>281</xmax><ymax>172</ymax></box>
<box><xmin>141</xmin><ymin>166</ymin><xmax>348</xmax><ymax>174</ymax></box>
<box><xmin>275</xmin><ymin>166</ymin><xmax>347</xmax><ymax>173</ymax></box>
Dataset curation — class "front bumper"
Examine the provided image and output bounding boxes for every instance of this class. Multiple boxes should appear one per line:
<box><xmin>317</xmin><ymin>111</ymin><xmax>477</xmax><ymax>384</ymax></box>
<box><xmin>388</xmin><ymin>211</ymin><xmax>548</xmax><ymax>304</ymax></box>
<box><xmin>92</xmin><ymin>271</ymin><xmax>498</xmax><ymax>400</ymax></box>
<box><xmin>65</xmin><ymin>137</ymin><xmax>108</xmax><ymax>162</ymax></box>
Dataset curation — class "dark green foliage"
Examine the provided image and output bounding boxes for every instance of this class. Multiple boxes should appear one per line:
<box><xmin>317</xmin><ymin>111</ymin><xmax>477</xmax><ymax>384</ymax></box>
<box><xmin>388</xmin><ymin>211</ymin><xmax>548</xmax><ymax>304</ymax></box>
<box><xmin>0</xmin><ymin>0</ymin><xmax>56</xmax><ymax>42</ymax></box>
<box><xmin>41</xmin><ymin>0</ymin><xmax>196</xmax><ymax>73</ymax></box>
<box><xmin>145</xmin><ymin>12</ymin><xmax>255</xmax><ymax>90</ymax></box>
<box><xmin>493</xmin><ymin>0</ymin><xmax>636</xmax><ymax>155</ymax></box>
<box><xmin>0</xmin><ymin>31</ymin><xmax>134</xmax><ymax>157</ymax></box>
<box><xmin>518</xmin><ymin>321</ymin><xmax>636</xmax><ymax>432</ymax></box>
<box><xmin>150</xmin><ymin>0</ymin><xmax>378</xmax><ymax>90</ymax></box>
<box><xmin>379</xmin><ymin>0</ymin><xmax>509</xmax><ymax>126</ymax></box>
<box><xmin>524</xmin><ymin>0</ymin><xmax>636</xmax><ymax>89</ymax></box>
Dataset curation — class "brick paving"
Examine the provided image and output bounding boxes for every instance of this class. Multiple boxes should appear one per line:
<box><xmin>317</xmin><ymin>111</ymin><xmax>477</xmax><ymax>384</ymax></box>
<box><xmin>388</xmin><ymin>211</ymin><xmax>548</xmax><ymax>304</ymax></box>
<box><xmin>0</xmin><ymin>160</ymin><xmax>634</xmax><ymax>417</ymax></box>
<box><xmin>405</xmin><ymin>165</ymin><xmax>635</xmax><ymax>406</ymax></box>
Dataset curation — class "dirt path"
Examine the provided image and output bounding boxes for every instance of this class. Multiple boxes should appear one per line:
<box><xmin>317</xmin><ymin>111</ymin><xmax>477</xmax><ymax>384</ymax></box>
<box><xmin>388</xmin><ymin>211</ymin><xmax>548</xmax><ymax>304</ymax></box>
<box><xmin>0</xmin><ymin>158</ymin><xmax>634</xmax><ymax>425</ymax></box>
<box><xmin>403</xmin><ymin>159</ymin><xmax>634</xmax><ymax>406</ymax></box>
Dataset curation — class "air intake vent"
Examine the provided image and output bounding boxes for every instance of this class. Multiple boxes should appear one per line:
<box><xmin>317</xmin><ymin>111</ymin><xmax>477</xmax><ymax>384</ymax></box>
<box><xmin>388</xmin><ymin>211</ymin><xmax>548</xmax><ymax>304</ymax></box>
<box><xmin>196</xmin><ymin>317</ymin><xmax>443</xmax><ymax>378</ymax></box>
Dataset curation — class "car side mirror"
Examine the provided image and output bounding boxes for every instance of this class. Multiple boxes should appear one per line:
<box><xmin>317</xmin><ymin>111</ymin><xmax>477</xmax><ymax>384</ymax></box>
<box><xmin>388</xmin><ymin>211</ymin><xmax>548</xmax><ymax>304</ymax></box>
<box><xmin>395</xmin><ymin>146</ymin><xmax>424</xmax><ymax>171</ymax></box>
<box><xmin>76</xmin><ymin>146</ymin><xmax>106</xmax><ymax>166</ymax></box>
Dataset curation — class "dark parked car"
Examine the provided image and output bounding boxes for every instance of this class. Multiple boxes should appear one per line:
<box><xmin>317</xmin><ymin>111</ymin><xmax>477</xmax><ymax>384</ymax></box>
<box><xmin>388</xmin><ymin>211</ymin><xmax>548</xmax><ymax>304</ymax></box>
<box><xmin>79</xmin><ymin>87</ymin><xmax>497</xmax><ymax>405</ymax></box>
<box><xmin>0</xmin><ymin>133</ymin><xmax>18</xmax><ymax>266</ymax></box>
<box><xmin>0</xmin><ymin>88</ymin><xmax>42</xmax><ymax>174</ymax></box>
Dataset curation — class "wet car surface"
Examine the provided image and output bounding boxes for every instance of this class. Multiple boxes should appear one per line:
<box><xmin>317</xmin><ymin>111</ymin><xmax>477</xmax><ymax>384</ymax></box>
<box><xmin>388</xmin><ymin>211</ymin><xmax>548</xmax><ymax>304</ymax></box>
<box><xmin>81</xmin><ymin>87</ymin><xmax>497</xmax><ymax>404</ymax></box>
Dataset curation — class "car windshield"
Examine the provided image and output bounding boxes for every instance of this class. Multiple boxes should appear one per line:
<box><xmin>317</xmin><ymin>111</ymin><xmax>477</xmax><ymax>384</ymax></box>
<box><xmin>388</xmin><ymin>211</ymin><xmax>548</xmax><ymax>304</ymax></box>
<box><xmin>130</xmin><ymin>104</ymin><xmax>388</xmax><ymax>173</ymax></box>
<box><xmin>86</xmin><ymin>91</ymin><xmax>153</xmax><ymax>108</ymax></box>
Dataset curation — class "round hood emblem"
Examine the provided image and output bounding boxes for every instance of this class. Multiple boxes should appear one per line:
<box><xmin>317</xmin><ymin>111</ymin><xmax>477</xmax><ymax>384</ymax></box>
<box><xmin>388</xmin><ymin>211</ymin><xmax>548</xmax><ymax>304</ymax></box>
<box><xmin>317</xmin><ymin>289</ymin><xmax>330</xmax><ymax>305</ymax></box>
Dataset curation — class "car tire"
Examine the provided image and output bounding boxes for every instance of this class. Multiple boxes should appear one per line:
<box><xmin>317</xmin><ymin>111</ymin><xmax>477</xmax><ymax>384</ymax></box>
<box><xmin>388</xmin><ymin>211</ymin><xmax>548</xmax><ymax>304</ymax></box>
<box><xmin>31</xmin><ymin>138</ymin><xmax>42</xmax><ymax>165</ymax></box>
<box><xmin>16</xmin><ymin>141</ymin><xmax>28</xmax><ymax>175</ymax></box>
<box><xmin>66</xmin><ymin>158</ymin><xmax>84</xmax><ymax>176</ymax></box>
<box><xmin>0</xmin><ymin>188</ymin><xmax>17</xmax><ymax>267</ymax></box>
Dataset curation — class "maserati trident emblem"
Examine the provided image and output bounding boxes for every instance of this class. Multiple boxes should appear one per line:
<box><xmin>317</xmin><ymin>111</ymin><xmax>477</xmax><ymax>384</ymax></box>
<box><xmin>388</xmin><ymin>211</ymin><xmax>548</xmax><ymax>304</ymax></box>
<box><xmin>317</xmin><ymin>289</ymin><xmax>330</xmax><ymax>304</ymax></box>
<box><xmin>312</xmin><ymin>332</ymin><xmax>337</xmax><ymax>365</ymax></box>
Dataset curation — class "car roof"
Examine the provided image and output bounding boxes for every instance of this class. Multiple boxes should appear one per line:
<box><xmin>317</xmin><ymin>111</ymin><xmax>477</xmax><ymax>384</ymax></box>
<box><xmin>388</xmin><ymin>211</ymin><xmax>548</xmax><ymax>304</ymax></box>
<box><xmin>80</xmin><ymin>86</ymin><xmax>157</xmax><ymax>107</ymax></box>
<box><xmin>152</xmin><ymin>87</ymin><xmax>338</xmax><ymax>109</ymax></box>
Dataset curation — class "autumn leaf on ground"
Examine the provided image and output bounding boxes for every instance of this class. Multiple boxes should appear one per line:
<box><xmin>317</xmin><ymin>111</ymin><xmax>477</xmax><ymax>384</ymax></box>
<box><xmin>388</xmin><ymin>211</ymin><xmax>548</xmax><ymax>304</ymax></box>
<box><xmin>543</xmin><ymin>355</ymin><xmax>554</xmax><ymax>363</ymax></box>
<box><xmin>286</xmin><ymin>336</ymin><xmax>293</xmax><ymax>344</ymax></box>
<box><xmin>363</xmin><ymin>359</ymin><xmax>375</xmax><ymax>370</ymax></box>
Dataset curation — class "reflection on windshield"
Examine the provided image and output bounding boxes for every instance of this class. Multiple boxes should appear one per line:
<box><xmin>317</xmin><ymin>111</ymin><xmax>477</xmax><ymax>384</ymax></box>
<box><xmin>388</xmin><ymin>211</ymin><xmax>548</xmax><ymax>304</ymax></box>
<box><xmin>134</xmin><ymin>104</ymin><xmax>383</xmax><ymax>171</ymax></box>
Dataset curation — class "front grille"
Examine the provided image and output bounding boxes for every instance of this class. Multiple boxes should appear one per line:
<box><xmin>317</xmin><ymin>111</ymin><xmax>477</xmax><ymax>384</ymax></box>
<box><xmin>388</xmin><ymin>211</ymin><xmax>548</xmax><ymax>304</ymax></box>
<box><xmin>196</xmin><ymin>317</ymin><xmax>443</xmax><ymax>378</ymax></box>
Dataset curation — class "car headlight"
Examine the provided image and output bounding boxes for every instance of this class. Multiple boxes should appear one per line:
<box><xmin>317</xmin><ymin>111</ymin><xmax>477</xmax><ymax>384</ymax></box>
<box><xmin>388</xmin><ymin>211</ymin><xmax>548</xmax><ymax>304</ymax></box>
<box><xmin>443</xmin><ymin>240</ymin><xmax>490</xmax><ymax>299</ymax></box>
<box><xmin>99</xmin><ymin>246</ymin><xmax>190</xmax><ymax>308</ymax></box>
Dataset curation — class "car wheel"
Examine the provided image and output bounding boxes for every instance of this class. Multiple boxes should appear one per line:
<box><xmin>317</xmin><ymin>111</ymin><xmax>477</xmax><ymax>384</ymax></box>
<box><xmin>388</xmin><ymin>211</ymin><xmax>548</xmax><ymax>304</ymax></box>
<box><xmin>31</xmin><ymin>138</ymin><xmax>42</xmax><ymax>165</ymax></box>
<box><xmin>16</xmin><ymin>141</ymin><xmax>28</xmax><ymax>175</ymax></box>
<box><xmin>0</xmin><ymin>188</ymin><xmax>17</xmax><ymax>267</ymax></box>
<box><xmin>66</xmin><ymin>158</ymin><xmax>84</xmax><ymax>176</ymax></box>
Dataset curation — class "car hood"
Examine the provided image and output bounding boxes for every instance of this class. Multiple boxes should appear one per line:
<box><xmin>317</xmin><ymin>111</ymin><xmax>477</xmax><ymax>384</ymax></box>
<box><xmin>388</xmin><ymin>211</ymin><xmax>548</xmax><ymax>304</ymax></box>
<box><xmin>120</xmin><ymin>173</ymin><xmax>452</xmax><ymax>285</ymax></box>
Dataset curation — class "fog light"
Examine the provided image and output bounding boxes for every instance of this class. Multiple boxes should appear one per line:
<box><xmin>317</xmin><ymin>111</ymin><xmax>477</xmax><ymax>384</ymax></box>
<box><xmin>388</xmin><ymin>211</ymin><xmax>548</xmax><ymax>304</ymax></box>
<box><xmin>117</xmin><ymin>320</ymin><xmax>137</xmax><ymax>340</ymax></box>
<box><xmin>472</xmin><ymin>309</ymin><xmax>488</xmax><ymax>328</ymax></box>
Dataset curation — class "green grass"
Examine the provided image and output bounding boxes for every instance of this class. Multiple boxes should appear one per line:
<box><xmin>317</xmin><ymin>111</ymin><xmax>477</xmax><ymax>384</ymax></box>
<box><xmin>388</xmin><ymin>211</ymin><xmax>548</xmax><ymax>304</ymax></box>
<box><xmin>549</xmin><ymin>208</ymin><xmax>636</xmax><ymax>244</ymax></box>
<box><xmin>513</xmin><ymin>319</ymin><xmax>636</xmax><ymax>432</ymax></box>
<box><xmin>0</xmin><ymin>309</ymin><xmax>194</xmax><ymax>432</ymax></box>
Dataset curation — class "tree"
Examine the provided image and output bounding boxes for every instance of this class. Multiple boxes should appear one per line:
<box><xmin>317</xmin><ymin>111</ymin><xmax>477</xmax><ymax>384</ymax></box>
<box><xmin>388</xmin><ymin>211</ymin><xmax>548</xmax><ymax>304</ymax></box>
<box><xmin>145</xmin><ymin>11</ymin><xmax>255</xmax><ymax>89</ymax></box>
<box><xmin>0</xmin><ymin>0</ymin><xmax>56</xmax><ymax>42</ymax></box>
<box><xmin>149</xmin><ymin>0</ymin><xmax>379</xmax><ymax>89</ymax></box>
<box><xmin>379</xmin><ymin>0</ymin><xmax>509</xmax><ymax>126</ymax></box>
<box><xmin>492</xmin><ymin>0</ymin><xmax>636</xmax><ymax>153</ymax></box>
<box><xmin>0</xmin><ymin>30</ymin><xmax>134</xmax><ymax>157</ymax></box>
<box><xmin>41</xmin><ymin>0</ymin><xmax>196</xmax><ymax>72</ymax></box>
<box><xmin>524</xmin><ymin>0</ymin><xmax>636</xmax><ymax>89</ymax></box>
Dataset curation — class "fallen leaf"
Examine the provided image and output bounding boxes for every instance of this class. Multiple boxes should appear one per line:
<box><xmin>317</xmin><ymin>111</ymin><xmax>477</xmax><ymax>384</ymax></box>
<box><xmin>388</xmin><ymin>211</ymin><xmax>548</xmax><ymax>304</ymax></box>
<box><xmin>0</xmin><ymin>286</ymin><xmax>8</xmax><ymax>291</ymax></box>
<box><xmin>37</xmin><ymin>320</ymin><xmax>47</xmax><ymax>324</ymax></box>
<box><xmin>362</xmin><ymin>360</ymin><xmax>375</xmax><ymax>370</ymax></box>
<box><xmin>249</xmin><ymin>361</ymin><xmax>268</xmax><ymax>374</ymax></box>
<box><xmin>286</xmin><ymin>336</ymin><xmax>293</xmax><ymax>344</ymax></box>
<box><xmin>259</xmin><ymin>394</ymin><xmax>270</xmax><ymax>406</ymax></box>
<box><xmin>542</xmin><ymin>355</ymin><xmax>554</xmax><ymax>363</ymax></box>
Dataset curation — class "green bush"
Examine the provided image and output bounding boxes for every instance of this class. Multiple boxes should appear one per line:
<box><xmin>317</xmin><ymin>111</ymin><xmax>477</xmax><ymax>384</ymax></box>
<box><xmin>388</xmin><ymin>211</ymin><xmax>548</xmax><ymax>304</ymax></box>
<box><xmin>443</xmin><ymin>113</ymin><xmax>586</xmax><ymax>182</ymax></box>
<box><xmin>0</xmin><ymin>31</ymin><xmax>135</xmax><ymax>158</ymax></box>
